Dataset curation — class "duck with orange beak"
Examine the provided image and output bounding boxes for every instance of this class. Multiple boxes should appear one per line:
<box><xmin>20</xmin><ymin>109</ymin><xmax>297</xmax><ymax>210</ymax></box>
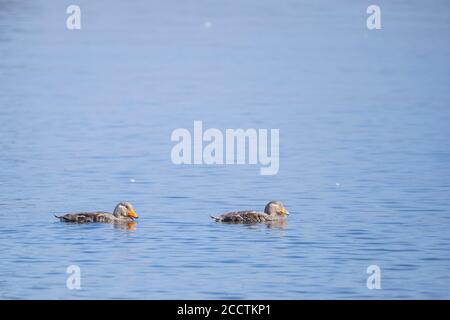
<box><xmin>55</xmin><ymin>202</ymin><xmax>139</xmax><ymax>224</ymax></box>
<box><xmin>211</xmin><ymin>200</ymin><xmax>289</xmax><ymax>223</ymax></box>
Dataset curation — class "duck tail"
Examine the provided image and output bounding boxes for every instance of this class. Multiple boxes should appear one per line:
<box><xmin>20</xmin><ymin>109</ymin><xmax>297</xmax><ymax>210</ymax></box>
<box><xmin>210</xmin><ymin>215</ymin><xmax>221</xmax><ymax>222</ymax></box>
<box><xmin>54</xmin><ymin>214</ymin><xmax>67</xmax><ymax>221</ymax></box>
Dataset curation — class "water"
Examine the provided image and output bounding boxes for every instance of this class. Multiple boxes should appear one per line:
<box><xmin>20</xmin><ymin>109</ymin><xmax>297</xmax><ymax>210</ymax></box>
<box><xmin>1</xmin><ymin>0</ymin><xmax>450</xmax><ymax>299</ymax></box>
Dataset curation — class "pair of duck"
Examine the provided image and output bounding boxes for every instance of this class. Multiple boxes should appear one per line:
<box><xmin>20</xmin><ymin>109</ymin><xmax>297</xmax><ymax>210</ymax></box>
<box><xmin>55</xmin><ymin>201</ymin><xmax>289</xmax><ymax>225</ymax></box>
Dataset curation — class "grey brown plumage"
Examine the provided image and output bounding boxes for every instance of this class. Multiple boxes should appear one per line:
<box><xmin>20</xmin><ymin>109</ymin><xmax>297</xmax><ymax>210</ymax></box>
<box><xmin>211</xmin><ymin>211</ymin><xmax>275</xmax><ymax>223</ymax></box>
<box><xmin>211</xmin><ymin>201</ymin><xmax>289</xmax><ymax>224</ymax></box>
<box><xmin>55</xmin><ymin>212</ymin><xmax>123</xmax><ymax>223</ymax></box>
<box><xmin>55</xmin><ymin>202</ymin><xmax>138</xmax><ymax>224</ymax></box>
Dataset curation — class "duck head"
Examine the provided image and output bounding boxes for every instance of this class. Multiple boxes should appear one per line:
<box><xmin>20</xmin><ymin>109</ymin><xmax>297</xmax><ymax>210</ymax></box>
<box><xmin>264</xmin><ymin>200</ymin><xmax>289</xmax><ymax>218</ymax></box>
<box><xmin>113</xmin><ymin>202</ymin><xmax>139</xmax><ymax>220</ymax></box>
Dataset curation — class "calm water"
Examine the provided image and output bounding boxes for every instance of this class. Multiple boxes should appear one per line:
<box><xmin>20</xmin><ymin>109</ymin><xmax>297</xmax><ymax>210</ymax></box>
<box><xmin>1</xmin><ymin>0</ymin><xmax>450</xmax><ymax>299</ymax></box>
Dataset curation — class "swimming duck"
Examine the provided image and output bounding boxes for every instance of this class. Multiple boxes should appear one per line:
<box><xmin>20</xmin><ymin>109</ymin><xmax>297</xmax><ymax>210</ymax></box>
<box><xmin>55</xmin><ymin>202</ymin><xmax>139</xmax><ymax>224</ymax></box>
<box><xmin>211</xmin><ymin>200</ymin><xmax>289</xmax><ymax>223</ymax></box>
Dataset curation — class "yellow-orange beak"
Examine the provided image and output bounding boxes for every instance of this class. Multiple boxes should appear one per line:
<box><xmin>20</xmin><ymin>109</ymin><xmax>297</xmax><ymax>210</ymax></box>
<box><xmin>128</xmin><ymin>209</ymin><xmax>139</xmax><ymax>219</ymax></box>
<box><xmin>280</xmin><ymin>207</ymin><xmax>289</xmax><ymax>216</ymax></box>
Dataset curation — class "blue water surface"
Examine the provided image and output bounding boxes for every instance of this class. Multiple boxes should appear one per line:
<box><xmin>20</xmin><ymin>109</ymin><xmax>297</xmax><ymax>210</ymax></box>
<box><xmin>0</xmin><ymin>0</ymin><xmax>449</xmax><ymax>299</ymax></box>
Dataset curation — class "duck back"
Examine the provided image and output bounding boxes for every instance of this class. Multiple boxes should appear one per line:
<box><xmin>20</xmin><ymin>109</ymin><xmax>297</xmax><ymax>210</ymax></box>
<box><xmin>211</xmin><ymin>211</ymin><xmax>273</xmax><ymax>223</ymax></box>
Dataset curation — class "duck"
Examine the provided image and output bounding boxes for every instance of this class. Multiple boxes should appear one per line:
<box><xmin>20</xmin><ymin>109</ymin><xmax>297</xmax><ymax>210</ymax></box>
<box><xmin>55</xmin><ymin>202</ymin><xmax>139</xmax><ymax>224</ymax></box>
<box><xmin>211</xmin><ymin>200</ymin><xmax>289</xmax><ymax>223</ymax></box>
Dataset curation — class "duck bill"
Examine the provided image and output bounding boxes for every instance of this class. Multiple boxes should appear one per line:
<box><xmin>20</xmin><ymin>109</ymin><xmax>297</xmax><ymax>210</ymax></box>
<box><xmin>128</xmin><ymin>209</ymin><xmax>139</xmax><ymax>219</ymax></box>
<box><xmin>281</xmin><ymin>208</ymin><xmax>289</xmax><ymax>216</ymax></box>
